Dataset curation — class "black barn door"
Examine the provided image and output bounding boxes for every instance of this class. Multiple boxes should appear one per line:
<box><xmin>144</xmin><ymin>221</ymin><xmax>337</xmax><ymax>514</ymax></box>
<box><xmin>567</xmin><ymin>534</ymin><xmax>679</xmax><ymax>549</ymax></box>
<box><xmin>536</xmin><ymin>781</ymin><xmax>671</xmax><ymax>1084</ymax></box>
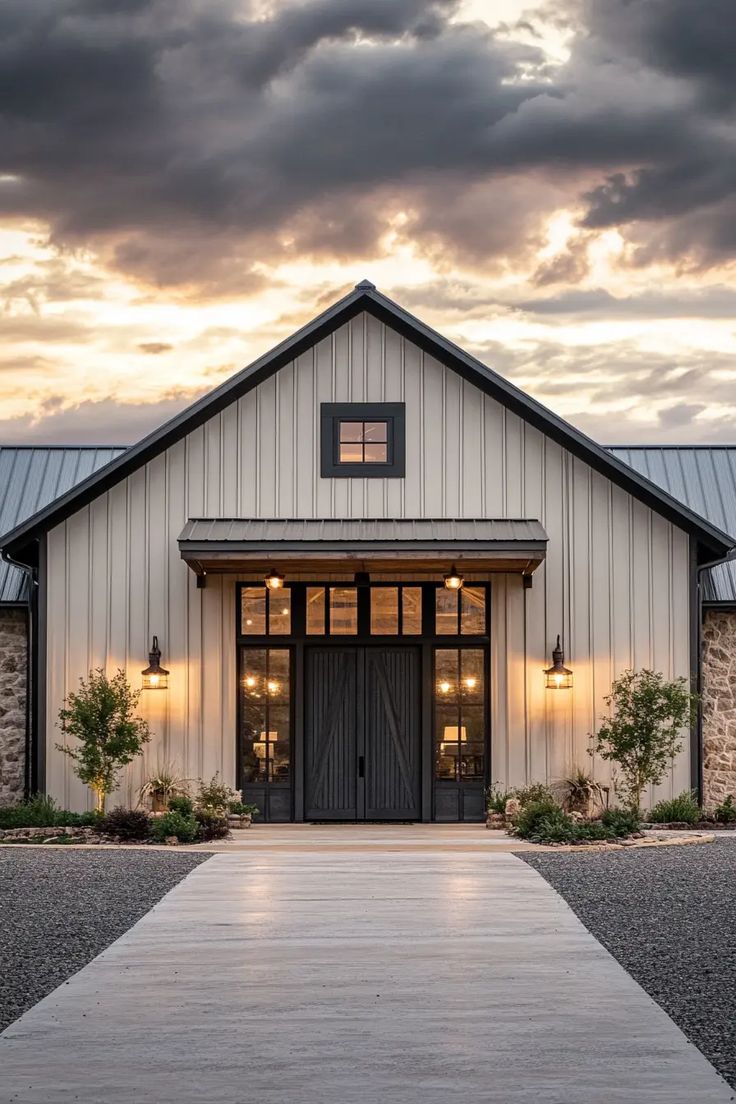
<box><xmin>305</xmin><ymin>647</ymin><xmax>421</xmax><ymax>821</ymax></box>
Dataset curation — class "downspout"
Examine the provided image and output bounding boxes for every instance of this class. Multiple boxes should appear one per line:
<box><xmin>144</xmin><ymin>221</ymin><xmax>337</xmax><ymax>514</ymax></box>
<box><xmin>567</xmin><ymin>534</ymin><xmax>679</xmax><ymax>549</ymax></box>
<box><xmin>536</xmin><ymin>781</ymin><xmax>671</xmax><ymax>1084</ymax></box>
<box><xmin>1</xmin><ymin>547</ymin><xmax>36</xmax><ymax>799</ymax></box>
<box><xmin>695</xmin><ymin>544</ymin><xmax>736</xmax><ymax>803</ymax></box>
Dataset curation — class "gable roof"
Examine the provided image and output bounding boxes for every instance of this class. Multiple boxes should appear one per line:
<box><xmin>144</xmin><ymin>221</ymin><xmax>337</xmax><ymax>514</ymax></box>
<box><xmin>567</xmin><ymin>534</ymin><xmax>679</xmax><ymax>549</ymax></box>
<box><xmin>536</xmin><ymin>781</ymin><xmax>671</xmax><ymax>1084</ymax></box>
<box><xmin>0</xmin><ymin>281</ymin><xmax>733</xmax><ymax>566</ymax></box>
<box><xmin>608</xmin><ymin>446</ymin><xmax>736</xmax><ymax>603</ymax></box>
<box><xmin>0</xmin><ymin>446</ymin><xmax>127</xmax><ymax>602</ymax></box>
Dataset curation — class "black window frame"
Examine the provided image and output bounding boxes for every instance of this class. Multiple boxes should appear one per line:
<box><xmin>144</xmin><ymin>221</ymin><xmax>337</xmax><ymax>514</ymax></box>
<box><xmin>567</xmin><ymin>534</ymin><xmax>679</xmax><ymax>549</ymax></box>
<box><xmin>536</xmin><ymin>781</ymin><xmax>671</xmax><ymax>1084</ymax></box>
<box><xmin>320</xmin><ymin>402</ymin><xmax>406</xmax><ymax>478</ymax></box>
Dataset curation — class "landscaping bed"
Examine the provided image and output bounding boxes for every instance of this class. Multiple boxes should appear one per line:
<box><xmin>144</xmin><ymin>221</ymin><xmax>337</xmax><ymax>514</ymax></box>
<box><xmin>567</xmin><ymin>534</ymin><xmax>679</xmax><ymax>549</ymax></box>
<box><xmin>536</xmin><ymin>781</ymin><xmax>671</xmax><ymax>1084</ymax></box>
<box><xmin>523</xmin><ymin>840</ymin><xmax>736</xmax><ymax>1091</ymax></box>
<box><xmin>0</xmin><ymin>848</ymin><xmax>207</xmax><ymax>1033</ymax></box>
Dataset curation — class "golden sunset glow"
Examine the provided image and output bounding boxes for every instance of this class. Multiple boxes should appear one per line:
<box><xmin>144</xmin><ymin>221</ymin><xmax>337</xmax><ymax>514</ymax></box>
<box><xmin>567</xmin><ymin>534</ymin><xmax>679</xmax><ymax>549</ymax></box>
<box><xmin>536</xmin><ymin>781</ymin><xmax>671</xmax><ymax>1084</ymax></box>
<box><xmin>1</xmin><ymin>1</ymin><xmax>734</xmax><ymax>446</ymax></box>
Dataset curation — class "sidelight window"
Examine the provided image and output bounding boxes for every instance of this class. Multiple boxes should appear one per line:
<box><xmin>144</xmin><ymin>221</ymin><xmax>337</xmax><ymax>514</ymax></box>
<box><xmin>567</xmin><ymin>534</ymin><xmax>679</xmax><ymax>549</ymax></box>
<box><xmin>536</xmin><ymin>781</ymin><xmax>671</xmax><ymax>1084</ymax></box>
<box><xmin>434</xmin><ymin>648</ymin><xmax>485</xmax><ymax>781</ymax></box>
<box><xmin>241</xmin><ymin>648</ymin><xmax>291</xmax><ymax>783</ymax></box>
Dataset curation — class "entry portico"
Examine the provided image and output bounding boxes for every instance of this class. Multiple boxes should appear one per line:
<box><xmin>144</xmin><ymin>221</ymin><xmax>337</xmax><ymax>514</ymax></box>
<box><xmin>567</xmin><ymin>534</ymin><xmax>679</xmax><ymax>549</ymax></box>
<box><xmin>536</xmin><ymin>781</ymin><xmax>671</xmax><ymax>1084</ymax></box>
<box><xmin>1</xmin><ymin>281</ymin><xmax>732</xmax><ymax>818</ymax></box>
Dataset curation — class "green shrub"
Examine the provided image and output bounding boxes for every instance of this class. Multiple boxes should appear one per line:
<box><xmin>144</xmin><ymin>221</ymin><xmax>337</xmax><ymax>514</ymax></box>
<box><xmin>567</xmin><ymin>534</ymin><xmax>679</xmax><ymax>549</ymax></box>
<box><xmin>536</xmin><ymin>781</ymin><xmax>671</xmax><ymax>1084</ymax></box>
<box><xmin>513</xmin><ymin>783</ymin><xmax>554</xmax><ymax>807</ymax></box>
<box><xmin>228</xmin><ymin>801</ymin><xmax>258</xmax><ymax>817</ymax></box>
<box><xmin>196</xmin><ymin>773</ymin><xmax>238</xmax><ymax>813</ymax></box>
<box><xmin>514</xmin><ymin>799</ymin><xmax>568</xmax><ymax>839</ymax></box>
<box><xmin>514</xmin><ymin>798</ymin><xmax>639</xmax><ymax>844</ymax></box>
<box><xmin>714</xmin><ymin>795</ymin><xmax>736</xmax><ymax>824</ymax></box>
<box><xmin>101</xmin><ymin>807</ymin><xmax>151</xmax><ymax>841</ymax></box>
<box><xmin>648</xmin><ymin>791</ymin><xmax>700</xmax><ymax>825</ymax></box>
<box><xmin>0</xmin><ymin>795</ymin><xmax>102</xmax><ymax>829</ymax></box>
<box><xmin>194</xmin><ymin>808</ymin><xmax>230</xmax><ymax>841</ymax></box>
<box><xmin>486</xmin><ymin>784</ymin><xmax>513</xmax><ymax>814</ymax></box>
<box><xmin>167</xmin><ymin>794</ymin><xmax>194</xmax><ymax>817</ymax></box>
<box><xmin>601</xmin><ymin>807</ymin><xmax>640</xmax><ymax>836</ymax></box>
<box><xmin>151</xmin><ymin>810</ymin><xmax>199</xmax><ymax>843</ymax></box>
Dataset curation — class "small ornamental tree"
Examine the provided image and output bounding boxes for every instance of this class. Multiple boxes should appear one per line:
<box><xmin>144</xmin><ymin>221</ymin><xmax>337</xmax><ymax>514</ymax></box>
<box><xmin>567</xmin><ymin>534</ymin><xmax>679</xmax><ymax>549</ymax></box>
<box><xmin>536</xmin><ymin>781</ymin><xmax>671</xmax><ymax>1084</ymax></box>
<box><xmin>589</xmin><ymin>669</ymin><xmax>698</xmax><ymax>814</ymax></box>
<box><xmin>56</xmin><ymin>668</ymin><xmax>151</xmax><ymax>812</ymax></box>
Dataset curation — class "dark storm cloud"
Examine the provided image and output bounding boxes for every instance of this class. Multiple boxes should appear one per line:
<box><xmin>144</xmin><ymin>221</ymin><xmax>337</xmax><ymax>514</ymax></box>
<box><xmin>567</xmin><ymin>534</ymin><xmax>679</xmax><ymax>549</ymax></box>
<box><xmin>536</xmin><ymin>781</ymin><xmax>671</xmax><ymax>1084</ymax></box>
<box><xmin>516</xmin><ymin>285</ymin><xmax>736</xmax><ymax>319</ymax></box>
<box><xmin>0</xmin><ymin>0</ymin><xmax>735</xmax><ymax>286</ymax></box>
<box><xmin>0</xmin><ymin>391</ymin><xmax>199</xmax><ymax>445</ymax></box>
<box><xmin>137</xmin><ymin>342</ymin><xmax>173</xmax><ymax>354</ymax></box>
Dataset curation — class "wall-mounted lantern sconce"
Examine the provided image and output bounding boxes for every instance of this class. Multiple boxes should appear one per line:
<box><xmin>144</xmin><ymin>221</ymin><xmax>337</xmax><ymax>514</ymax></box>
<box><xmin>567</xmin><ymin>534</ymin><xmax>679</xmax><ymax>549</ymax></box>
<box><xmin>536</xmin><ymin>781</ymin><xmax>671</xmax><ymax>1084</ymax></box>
<box><xmin>545</xmin><ymin>635</ymin><xmax>573</xmax><ymax>690</ymax></box>
<box><xmin>443</xmin><ymin>564</ymin><xmax>464</xmax><ymax>590</ymax></box>
<box><xmin>264</xmin><ymin>568</ymin><xmax>285</xmax><ymax>590</ymax></box>
<box><xmin>141</xmin><ymin>635</ymin><xmax>170</xmax><ymax>690</ymax></box>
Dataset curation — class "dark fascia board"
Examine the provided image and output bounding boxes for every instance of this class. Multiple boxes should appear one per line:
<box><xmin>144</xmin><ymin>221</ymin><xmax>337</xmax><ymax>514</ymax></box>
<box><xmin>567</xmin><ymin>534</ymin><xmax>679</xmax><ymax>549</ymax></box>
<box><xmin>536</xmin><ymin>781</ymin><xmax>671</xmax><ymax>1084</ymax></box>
<box><xmin>179</xmin><ymin>539</ymin><xmax>547</xmax><ymax>554</ymax></box>
<box><xmin>1</xmin><ymin>281</ymin><xmax>733</xmax><ymax>564</ymax></box>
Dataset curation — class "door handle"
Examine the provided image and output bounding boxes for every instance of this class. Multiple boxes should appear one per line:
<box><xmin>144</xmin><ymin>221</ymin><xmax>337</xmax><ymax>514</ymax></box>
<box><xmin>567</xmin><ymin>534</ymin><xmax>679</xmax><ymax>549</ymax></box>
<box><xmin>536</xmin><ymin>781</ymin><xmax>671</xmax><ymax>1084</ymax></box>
<box><xmin>358</xmin><ymin>756</ymin><xmax>365</xmax><ymax>778</ymax></box>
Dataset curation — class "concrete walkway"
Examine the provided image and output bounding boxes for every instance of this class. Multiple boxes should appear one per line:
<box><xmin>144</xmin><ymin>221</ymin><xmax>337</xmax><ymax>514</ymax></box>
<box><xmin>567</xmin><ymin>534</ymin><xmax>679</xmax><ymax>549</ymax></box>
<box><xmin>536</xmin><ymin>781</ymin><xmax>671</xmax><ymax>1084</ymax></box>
<box><xmin>2</xmin><ymin>829</ymin><xmax>732</xmax><ymax>1103</ymax></box>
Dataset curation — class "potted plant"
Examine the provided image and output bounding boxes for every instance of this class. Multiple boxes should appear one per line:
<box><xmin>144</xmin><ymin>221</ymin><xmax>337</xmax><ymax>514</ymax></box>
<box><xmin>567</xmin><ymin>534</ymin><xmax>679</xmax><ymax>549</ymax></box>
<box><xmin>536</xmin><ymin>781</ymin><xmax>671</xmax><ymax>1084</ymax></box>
<box><xmin>138</xmin><ymin>763</ymin><xmax>189</xmax><ymax>812</ymax></box>
<box><xmin>227</xmin><ymin>801</ymin><xmax>259</xmax><ymax>829</ymax></box>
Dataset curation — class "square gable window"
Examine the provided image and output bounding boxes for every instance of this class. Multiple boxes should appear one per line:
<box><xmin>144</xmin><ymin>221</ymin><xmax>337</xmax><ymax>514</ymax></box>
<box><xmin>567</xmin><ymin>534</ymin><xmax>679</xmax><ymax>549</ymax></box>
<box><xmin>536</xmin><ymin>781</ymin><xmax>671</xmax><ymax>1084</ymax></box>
<box><xmin>320</xmin><ymin>403</ymin><xmax>405</xmax><ymax>477</ymax></box>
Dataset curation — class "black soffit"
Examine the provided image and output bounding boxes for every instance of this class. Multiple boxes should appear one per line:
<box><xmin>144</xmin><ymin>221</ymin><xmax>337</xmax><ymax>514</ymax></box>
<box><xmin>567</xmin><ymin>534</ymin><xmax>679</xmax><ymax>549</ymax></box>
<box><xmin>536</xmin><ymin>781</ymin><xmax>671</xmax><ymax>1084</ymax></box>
<box><xmin>1</xmin><ymin>280</ymin><xmax>733</xmax><ymax>565</ymax></box>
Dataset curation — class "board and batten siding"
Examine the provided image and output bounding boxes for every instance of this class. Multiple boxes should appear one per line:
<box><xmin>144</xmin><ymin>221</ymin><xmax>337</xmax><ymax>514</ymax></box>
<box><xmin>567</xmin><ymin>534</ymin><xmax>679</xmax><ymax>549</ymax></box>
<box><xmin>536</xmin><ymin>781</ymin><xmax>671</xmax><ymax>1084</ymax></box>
<box><xmin>44</xmin><ymin>312</ymin><xmax>691</xmax><ymax>809</ymax></box>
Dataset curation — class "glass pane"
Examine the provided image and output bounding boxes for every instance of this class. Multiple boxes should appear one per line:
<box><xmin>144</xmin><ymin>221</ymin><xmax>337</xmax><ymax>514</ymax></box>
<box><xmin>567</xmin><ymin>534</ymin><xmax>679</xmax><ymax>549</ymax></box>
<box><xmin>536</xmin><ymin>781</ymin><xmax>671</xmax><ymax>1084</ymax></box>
<box><xmin>435</xmin><ymin>649</ymin><xmax>459</xmax><ymax>700</ymax></box>
<box><xmin>459</xmin><ymin>706</ymin><xmax>485</xmax><ymax>779</ymax></box>
<box><xmin>401</xmin><ymin>587</ymin><xmax>422</xmax><ymax>634</ymax></box>
<box><xmin>363</xmin><ymin>443</ymin><xmax>388</xmax><ymax>462</ymax></box>
<box><xmin>435</xmin><ymin>704</ymin><xmax>459</xmax><ymax>780</ymax></box>
<box><xmin>329</xmin><ymin>587</ymin><xmax>358</xmax><ymax>634</ymax></box>
<box><xmin>268</xmin><ymin>588</ymin><xmax>291</xmax><ymax>634</ymax></box>
<box><xmin>363</xmin><ymin>421</ymin><xmax>388</xmax><ymax>442</ymax></box>
<box><xmin>241</xmin><ymin>587</ymin><xmax>266</xmax><ymax>634</ymax></box>
<box><xmin>460</xmin><ymin>649</ymin><xmax>485</xmax><ymax>702</ymax></box>
<box><xmin>371</xmin><ymin>587</ymin><xmax>399</xmax><ymax>634</ymax></box>
<box><xmin>461</xmin><ymin>587</ymin><xmax>486</xmax><ymax>634</ymax></box>
<box><xmin>435</xmin><ymin>587</ymin><xmax>458</xmax><ymax>635</ymax></box>
<box><xmin>267</xmin><ymin>648</ymin><xmax>290</xmax><ymax>696</ymax></box>
<box><xmin>306</xmin><ymin>587</ymin><xmax>326</xmax><ymax>634</ymax></box>
<box><xmin>339</xmin><ymin>421</ymin><xmax>364</xmax><ymax>442</ymax></box>
<box><xmin>241</xmin><ymin>649</ymin><xmax>267</xmax><ymax>781</ymax></box>
<box><xmin>268</xmin><ymin>704</ymin><xmax>291</xmax><ymax>782</ymax></box>
<box><xmin>242</xmin><ymin>648</ymin><xmax>267</xmax><ymax>697</ymax></box>
<box><xmin>339</xmin><ymin>442</ymin><xmax>363</xmax><ymax>463</ymax></box>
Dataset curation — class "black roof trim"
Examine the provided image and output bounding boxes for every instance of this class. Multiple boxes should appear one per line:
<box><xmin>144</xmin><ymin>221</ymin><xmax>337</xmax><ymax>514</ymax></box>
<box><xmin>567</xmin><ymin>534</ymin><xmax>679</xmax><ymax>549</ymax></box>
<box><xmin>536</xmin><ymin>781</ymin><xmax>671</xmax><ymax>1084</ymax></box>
<box><xmin>1</xmin><ymin>282</ymin><xmax>733</xmax><ymax>562</ymax></box>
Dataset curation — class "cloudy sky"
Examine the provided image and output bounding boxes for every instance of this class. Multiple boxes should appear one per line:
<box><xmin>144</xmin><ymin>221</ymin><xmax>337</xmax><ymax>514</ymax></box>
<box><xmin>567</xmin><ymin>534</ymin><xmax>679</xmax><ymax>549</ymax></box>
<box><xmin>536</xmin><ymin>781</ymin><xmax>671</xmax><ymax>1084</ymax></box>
<box><xmin>1</xmin><ymin>0</ymin><xmax>735</xmax><ymax>445</ymax></box>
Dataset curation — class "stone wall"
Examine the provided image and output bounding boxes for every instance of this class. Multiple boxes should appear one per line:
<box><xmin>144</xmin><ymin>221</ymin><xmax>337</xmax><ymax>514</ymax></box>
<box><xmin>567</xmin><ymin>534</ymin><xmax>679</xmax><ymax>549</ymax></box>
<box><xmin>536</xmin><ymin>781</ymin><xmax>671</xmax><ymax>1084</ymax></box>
<box><xmin>0</xmin><ymin>607</ymin><xmax>27</xmax><ymax>805</ymax></box>
<box><xmin>702</xmin><ymin>608</ymin><xmax>736</xmax><ymax>810</ymax></box>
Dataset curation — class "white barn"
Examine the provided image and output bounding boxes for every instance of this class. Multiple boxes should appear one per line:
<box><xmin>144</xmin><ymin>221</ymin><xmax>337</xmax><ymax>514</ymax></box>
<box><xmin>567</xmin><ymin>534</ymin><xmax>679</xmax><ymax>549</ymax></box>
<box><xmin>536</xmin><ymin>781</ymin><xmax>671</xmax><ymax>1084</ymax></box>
<box><xmin>1</xmin><ymin>282</ymin><xmax>733</xmax><ymax>820</ymax></box>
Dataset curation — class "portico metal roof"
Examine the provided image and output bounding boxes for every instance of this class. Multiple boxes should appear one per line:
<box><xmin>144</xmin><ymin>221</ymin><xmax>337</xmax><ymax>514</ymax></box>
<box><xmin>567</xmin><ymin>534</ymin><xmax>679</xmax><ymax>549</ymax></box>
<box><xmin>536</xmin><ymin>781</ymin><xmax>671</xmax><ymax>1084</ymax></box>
<box><xmin>178</xmin><ymin>517</ymin><xmax>548</xmax><ymax>575</ymax></box>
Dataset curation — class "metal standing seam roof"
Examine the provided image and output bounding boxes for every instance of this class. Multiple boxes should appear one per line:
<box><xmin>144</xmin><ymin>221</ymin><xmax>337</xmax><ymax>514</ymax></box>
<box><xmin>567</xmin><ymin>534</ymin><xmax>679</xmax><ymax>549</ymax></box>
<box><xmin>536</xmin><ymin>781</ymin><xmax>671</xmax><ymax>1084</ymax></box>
<box><xmin>0</xmin><ymin>447</ymin><xmax>127</xmax><ymax>602</ymax></box>
<box><xmin>177</xmin><ymin>518</ymin><xmax>548</xmax><ymax>548</ymax></box>
<box><xmin>608</xmin><ymin>447</ymin><xmax>736</xmax><ymax>603</ymax></box>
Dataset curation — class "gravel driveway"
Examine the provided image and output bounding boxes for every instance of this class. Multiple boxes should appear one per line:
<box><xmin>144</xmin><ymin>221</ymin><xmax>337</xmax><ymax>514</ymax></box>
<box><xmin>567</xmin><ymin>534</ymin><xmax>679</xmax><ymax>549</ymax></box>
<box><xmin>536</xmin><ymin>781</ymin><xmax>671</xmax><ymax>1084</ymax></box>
<box><xmin>0</xmin><ymin>848</ymin><xmax>208</xmax><ymax>1033</ymax></box>
<box><xmin>523</xmin><ymin>840</ymin><xmax>736</xmax><ymax>1090</ymax></box>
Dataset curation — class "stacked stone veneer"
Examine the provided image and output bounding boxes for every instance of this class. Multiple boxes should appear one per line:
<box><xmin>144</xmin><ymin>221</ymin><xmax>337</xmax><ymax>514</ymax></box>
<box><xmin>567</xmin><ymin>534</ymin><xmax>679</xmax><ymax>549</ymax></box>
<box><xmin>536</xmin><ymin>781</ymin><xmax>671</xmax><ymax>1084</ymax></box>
<box><xmin>0</xmin><ymin>608</ymin><xmax>27</xmax><ymax>805</ymax></box>
<box><xmin>702</xmin><ymin>609</ymin><xmax>736</xmax><ymax>810</ymax></box>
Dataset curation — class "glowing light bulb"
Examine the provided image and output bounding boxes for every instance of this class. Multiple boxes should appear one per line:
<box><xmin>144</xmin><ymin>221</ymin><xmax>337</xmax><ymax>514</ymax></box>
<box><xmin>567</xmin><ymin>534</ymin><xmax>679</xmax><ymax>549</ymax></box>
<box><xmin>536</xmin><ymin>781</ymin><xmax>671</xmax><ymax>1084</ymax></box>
<box><xmin>438</xmin><ymin>680</ymin><xmax>451</xmax><ymax>694</ymax></box>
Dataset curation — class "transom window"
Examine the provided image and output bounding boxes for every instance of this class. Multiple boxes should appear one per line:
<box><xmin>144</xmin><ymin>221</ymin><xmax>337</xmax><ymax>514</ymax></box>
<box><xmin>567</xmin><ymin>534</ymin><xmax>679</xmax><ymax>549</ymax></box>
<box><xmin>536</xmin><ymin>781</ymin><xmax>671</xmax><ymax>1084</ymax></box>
<box><xmin>320</xmin><ymin>402</ymin><xmax>406</xmax><ymax>477</ymax></box>
<box><xmin>435</xmin><ymin>586</ymin><xmax>486</xmax><ymax>635</ymax></box>
<box><xmin>241</xmin><ymin>587</ymin><xmax>292</xmax><ymax>635</ymax></box>
<box><xmin>237</xmin><ymin>583</ymin><xmax>488</xmax><ymax>638</ymax></box>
